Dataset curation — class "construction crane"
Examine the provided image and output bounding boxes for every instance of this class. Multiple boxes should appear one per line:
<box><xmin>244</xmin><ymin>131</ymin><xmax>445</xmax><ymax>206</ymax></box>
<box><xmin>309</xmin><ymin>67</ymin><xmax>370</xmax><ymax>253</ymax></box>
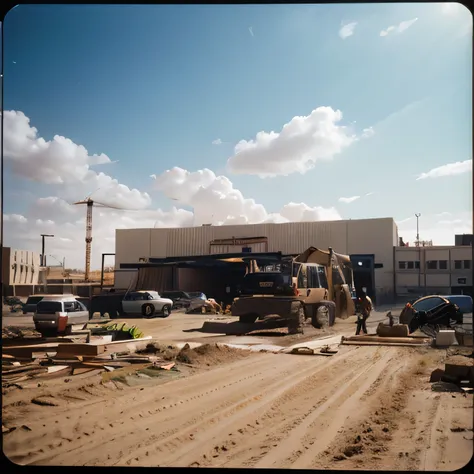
<box><xmin>73</xmin><ymin>195</ymin><xmax>124</xmax><ymax>282</ymax></box>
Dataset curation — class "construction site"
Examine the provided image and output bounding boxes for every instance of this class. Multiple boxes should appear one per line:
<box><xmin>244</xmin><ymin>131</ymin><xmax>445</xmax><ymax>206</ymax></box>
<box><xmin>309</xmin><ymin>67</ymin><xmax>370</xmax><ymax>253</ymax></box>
<box><xmin>2</xmin><ymin>214</ymin><xmax>473</xmax><ymax>469</ymax></box>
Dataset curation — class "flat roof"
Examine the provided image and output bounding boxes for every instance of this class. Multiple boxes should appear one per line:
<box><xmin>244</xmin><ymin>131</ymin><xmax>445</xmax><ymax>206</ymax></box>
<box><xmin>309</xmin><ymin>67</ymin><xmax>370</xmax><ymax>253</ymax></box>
<box><xmin>120</xmin><ymin>252</ymin><xmax>283</xmax><ymax>269</ymax></box>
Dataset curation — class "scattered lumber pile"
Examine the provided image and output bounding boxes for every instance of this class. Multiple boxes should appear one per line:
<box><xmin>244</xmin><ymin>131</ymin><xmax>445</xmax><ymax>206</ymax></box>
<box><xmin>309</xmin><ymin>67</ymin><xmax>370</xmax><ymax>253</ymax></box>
<box><xmin>1</xmin><ymin>328</ymin><xmax>174</xmax><ymax>388</ymax></box>
<box><xmin>2</xmin><ymin>350</ymin><xmax>176</xmax><ymax>386</ymax></box>
<box><xmin>341</xmin><ymin>334</ymin><xmax>432</xmax><ymax>347</ymax></box>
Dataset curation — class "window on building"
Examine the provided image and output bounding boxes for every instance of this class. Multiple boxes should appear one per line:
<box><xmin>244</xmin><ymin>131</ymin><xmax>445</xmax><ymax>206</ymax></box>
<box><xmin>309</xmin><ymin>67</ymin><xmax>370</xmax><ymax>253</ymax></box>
<box><xmin>464</xmin><ymin>260</ymin><xmax>471</xmax><ymax>270</ymax></box>
<box><xmin>398</xmin><ymin>261</ymin><xmax>406</xmax><ymax>270</ymax></box>
<box><xmin>454</xmin><ymin>260</ymin><xmax>462</xmax><ymax>270</ymax></box>
<box><xmin>439</xmin><ymin>260</ymin><xmax>448</xmax><ymax>270</ymax></box>
<box><xmin>426</xmin><ymin>261</ymin><xmax>438</xmax><ymax>270</ymax></box>
<box><xmin>414</xmin><ymin>261</ymin><xmax>420</xmax><ymax>269</ymax></box>
<box><xmin>407</xmin><ymin>261</ymin><xmax>414</xmax><ymax>269</ymax></box>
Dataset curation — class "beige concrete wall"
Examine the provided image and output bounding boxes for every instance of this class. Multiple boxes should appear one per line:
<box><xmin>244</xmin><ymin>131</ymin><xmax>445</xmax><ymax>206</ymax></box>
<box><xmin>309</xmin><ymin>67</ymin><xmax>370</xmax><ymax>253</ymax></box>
<box><xmin>425</xmin><ymin>274</ymin><xmax>451</xmax><ymax>287</ymax></box>
<box><xmin>114</xmin><ymin>270</ymin><xmax>137</xmax><ymax>290</ymax></box>
<box><xmin>114</xmin><ymin>218</ymin><xmax>397</xmax><ymax>303</ymax></box>
<box><xmin>395</xmin><ymin>246</ymin><xmax>473</xmax><ymax>296</ymax></box>
<box><xmin>3</xmin><ymin>248</ymin><xmax>41</xmax><ymax>286</ymax></box>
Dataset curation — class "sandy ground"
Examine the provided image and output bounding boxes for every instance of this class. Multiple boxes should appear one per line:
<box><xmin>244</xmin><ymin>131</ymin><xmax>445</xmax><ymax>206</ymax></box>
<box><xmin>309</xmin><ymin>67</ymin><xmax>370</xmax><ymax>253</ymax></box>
<box><xmin>3</xmin><ymin>307</ymin><xmax>473</xmax><ymax>468</ymax></box>
<box><xmin>3</xmin><ymin>342</ymin><xmax>472</xmax><ymax>469</ymax></box>
<box><xmin>1</xmin><ymin>308</ymin><xmax>394</xmax><ymax>347</ymax></box>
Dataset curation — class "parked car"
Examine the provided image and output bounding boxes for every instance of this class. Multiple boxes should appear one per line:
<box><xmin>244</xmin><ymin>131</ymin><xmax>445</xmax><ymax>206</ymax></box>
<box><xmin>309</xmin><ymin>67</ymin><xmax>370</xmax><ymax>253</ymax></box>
<box><xmin>122</xmin><ymin>291</ymin><xmax>173</xmax><ymax>318</ymax></box>
<box><xmin>33</xmin><ymin>295</ymin><xmax>89</xmax><ymax>337</ymax></box>
<box><xmin>442</xmin><ymin>295</ymin><xmax>473</xmax><ymax>315</ymax></box>
<box><xmin>161</xmin><ymin>291</ymin><xmax>192</xmax><ymax>309</ymax></box>
<box><xmin>399</xmin><ymin>294</ymin><xmax>465</xmax><ymax>326</ymax></box>
<box><xmin>186</xmin><ymin>292</ymin><xmax>209</xmax><ymax>313</ymax></box>
<box><xmin>23</xmin><ymin>294</ymin><xmax>47</xmax><ymax>314</ymax></box>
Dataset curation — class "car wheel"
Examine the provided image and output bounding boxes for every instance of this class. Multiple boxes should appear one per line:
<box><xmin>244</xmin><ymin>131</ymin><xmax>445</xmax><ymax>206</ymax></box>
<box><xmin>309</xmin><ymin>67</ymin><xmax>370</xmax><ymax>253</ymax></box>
<box><xmin>161</xmin><ymin>305</ymin><xmax>171</xmax><ymax>318</ymax></box>
<box><xmin>142</xmin><ymin>303</ymin><xmax>155</xmax><ymax>318</ymax></box>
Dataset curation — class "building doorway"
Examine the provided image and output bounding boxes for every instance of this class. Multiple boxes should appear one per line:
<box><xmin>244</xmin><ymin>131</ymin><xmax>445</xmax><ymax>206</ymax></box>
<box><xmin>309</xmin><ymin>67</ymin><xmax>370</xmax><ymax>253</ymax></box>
<box><xmin>350</xmin><ymin>254</ymin><xmax>376</xmax><ymax>303</ymax></box>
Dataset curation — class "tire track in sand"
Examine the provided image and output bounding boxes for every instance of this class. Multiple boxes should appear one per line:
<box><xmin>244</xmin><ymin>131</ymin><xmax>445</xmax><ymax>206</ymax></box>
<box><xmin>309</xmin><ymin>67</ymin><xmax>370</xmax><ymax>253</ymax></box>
<box><xmin>252</xmin><ymin>348</ymin><xmax>394</xmax><ymax>468</ymax></box>
<box><xmin>114</xmin><ymin>347</ymin><xmax>360</xmax><ymax>467</ymax></box>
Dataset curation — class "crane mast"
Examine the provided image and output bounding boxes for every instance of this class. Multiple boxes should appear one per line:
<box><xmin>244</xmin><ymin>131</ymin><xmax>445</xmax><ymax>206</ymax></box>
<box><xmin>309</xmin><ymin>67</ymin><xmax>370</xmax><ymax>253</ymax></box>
<box><xmin>85</xmin><ymin>200</ymin><xmax>93</xmax><ymax>282</ymax></box>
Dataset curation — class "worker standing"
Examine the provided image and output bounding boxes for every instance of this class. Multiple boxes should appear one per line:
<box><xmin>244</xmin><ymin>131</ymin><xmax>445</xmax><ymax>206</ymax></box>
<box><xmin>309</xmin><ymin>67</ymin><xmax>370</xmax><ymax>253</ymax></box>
<box><xmin>356</xmin><ymin>290</ymin><xmax>372</xmax><ymax>335</ymax></box>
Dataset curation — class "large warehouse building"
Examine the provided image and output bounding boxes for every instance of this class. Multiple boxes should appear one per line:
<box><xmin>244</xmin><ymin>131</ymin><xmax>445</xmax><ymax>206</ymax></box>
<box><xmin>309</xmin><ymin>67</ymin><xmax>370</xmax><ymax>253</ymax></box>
<box><xmin>115</xmin><ymin>217</ymin><xmax>399</xmax><ymax>305</ymax></box>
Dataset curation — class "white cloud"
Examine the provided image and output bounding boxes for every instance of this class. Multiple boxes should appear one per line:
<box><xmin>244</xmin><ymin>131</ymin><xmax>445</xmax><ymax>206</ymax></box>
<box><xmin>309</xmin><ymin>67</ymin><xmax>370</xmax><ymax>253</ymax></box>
<box><xmin>212</xmin><ymin>138</ymin><xmax>223</xmax><ymax>145</ymax></box>
<box><xmin>380</xmin><ymin>18</ymin><xmax>418</xmax><ymax>37</ymax></box>
<box><xmin>279</xmin><ymin>202</ymin><xmax>341</xmax><ymax>222</ymax></box>
<box><xmin>396</xmin><ymin>217</ymin><xmax>413</xmax><ymax>225</ymax></box>
<box><xmin>249</xmin><ymin>26</ymin><xmax>254</xmax><ymax>37</ymax></box>
<box><xmin>397</xmin><ymin>211</ymin><xmax>472</xmax><ymax>246</ymax></box>
<box><xmin>3</xmin><ymin>213</ymin><xmax>28</xmax><ymax>224</ymax></box>
<box><xmin>365</xmin><ymin>192</ymin><xmax>375</xmax><ymax>197</ymax></box>
<box><xmin>151</xmin><ymin>166</ymin><xmax>341</xmax><ymax>227</ymax></box>
<box><xmin>2</xmin><ymin>112</ymin><xmax>345</xmax><ymax>270</ymax></box>
<box><xmin>361</xmin><ymin>127</ymin><xmax>375</xmax><ymax>138</ymax></box>
<box><xmin>1</xmin><ymin>110</ymin><xmax>151</xmax><ymax>209</ymax></box>
<box><xmin>339</xmin><ymin>21</ymin><xmax>357</xmax><ymax>39</ymax></box>
<box><xmin>338</xmin><ymin>195</ymin><xmax>361</xmax><ymax>204</ymax></box>
<box><xmin>3</xmin><ymin>200</ymin><xmax>194</xmax><ymax>270</ymax></box>
<box><xmin>416</xmin><ymin>159</ymin><xmax>472</xmax><ymax>181</ymax></box>
<box><xmin>438</xmin><ymin>219</ymin><xmax>463</xmax><ymax>225</ymax></box>
<box><xmin>227</xmin><ymin>106</ymin><xmax>357</xmax><ymax>177</ymax></box>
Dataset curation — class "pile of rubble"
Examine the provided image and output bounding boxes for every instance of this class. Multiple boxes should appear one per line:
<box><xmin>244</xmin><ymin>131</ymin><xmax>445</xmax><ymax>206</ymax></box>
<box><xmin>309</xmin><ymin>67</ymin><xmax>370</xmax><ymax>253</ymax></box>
<box><xmin>2</xmin><ymin>346</ymin><xmax>176</xmax><ymax>389</ymax></box>
<box><xmin>1</xmin><ymin>322</ymin><xmax>179</xmax><ymax>389</ymax></box>
<box><xmin>430</xmin><ymin>350</ymin><xmax>474</xmax><ymax>394</ymax></box>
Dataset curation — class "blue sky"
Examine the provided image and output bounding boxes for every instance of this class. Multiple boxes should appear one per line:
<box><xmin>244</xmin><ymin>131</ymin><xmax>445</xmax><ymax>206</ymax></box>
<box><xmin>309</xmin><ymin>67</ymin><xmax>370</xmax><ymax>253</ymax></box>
<box><xmin>2</xmin><ymin>3</ymin><xmax>472</xmax><ymax>267</ymax></box>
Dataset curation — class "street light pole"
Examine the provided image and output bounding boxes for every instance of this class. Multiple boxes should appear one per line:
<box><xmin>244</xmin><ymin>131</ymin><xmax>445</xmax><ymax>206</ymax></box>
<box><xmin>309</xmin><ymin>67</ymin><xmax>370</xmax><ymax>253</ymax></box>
<box><xmin>40</xmin><ymin>234</ymin><xmax>54</xmax><ymax>267</ymax></box>
<box><xmin>415</xmin><ymin>213</ymin><xmax>421</xmax><ymax>294</ymax></box>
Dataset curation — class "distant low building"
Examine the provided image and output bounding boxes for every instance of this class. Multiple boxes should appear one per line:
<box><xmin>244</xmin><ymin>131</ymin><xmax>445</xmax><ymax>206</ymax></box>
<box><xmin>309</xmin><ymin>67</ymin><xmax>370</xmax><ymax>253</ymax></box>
<box><xmin>2</xmin><ymin>247</ymin><xmax>45</xmax><ymax>297</ymax></box>
<box><xmin>395</xmin><ymin>245</ymin><xmax>473</xmax><ymax>298</ymax></box>
<box><xmin>455</xmin><ymin>234</ymin><xmax>473</xmax><ymax>247</ymax></box>
<box><xmin>2</xmin><ymin>247</ymin><xmax>42</xmax><ymax>286</ymax></box>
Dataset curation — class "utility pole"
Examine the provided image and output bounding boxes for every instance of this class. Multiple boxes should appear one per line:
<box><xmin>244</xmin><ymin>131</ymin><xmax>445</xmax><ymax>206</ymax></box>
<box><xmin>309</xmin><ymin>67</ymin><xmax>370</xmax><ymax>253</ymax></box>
<box><xmin>415</xmin><ymin>213</ymin><xmax>421</xmax><ymax>294</ymax></box>
<box><xmin>40</xmin><ymin>234</ymin><xmax>54</xmax><ymax>267</ymax></box>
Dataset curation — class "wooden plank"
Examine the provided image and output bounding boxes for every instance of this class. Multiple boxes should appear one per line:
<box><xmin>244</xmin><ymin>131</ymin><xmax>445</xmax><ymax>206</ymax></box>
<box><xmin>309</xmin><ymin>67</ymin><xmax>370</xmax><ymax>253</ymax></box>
<box><xmin>3</xmin><ymin>368</ymin><xmax>48</xmax><ymax>379</ymax></box>
<box><xmin>341</xmin><ymin>341</ymin><xmax>429</xmax><ymax>347</ymax></box>
<box><xmin>342</xmin><ymin>335</ymin><xmax>431</xmax><ymax>344</ymax></box>
<box><xmin>72</xmin><ymin>367</ymin><xmax>98</xmax><ymax>375</ymax></box>
<box><xmin>55</xmin><ymin>343</ymin><xmax>104</xmax><ymax>357</ymax></box>
<box><xmin>2</xmin><ymin>365</ymin><xmax>42</xmax><ymax>375</ymax></box>
<box><xmin>47</xmin><ymin>365</ymin><xmax>70</xmax><ymax>374</ymax></box>
<box><xmin>2</xmin><ymin>343</ymin><xmax>61</xmax><ymax>359</ymax></box>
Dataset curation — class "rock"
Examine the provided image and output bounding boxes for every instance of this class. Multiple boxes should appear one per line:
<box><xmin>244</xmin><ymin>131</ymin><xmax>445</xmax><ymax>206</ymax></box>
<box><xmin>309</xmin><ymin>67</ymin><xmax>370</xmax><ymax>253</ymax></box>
<box><xmin>343</xmin><ymin>445</ymin><xmax>363</xmax><ymax>457</ymax></box>
<box><xmin>31</xmin><ymin>396</ymin><xmax>58</xmax><ymax>406</ymax></box>
<box><xmin>429</xmin><ymin>368</ymin><xmax>445</xmax><ymax>383</ymax></box>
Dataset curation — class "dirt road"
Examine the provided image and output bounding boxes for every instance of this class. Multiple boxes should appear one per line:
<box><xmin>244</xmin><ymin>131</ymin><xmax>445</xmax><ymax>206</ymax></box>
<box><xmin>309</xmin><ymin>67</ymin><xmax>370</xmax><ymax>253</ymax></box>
<box><xmin>3</xmin><ymin>344</ymin><xmax>472</xmax><ymax>469</ymax></box>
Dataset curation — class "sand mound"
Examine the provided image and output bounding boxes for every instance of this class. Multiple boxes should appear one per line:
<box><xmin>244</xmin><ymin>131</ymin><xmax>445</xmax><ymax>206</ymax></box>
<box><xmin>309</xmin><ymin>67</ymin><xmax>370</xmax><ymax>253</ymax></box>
<box><xmin>176</xmin><ymin>343</ymin><xmax>252</xmax><ymax>366</ymax></box>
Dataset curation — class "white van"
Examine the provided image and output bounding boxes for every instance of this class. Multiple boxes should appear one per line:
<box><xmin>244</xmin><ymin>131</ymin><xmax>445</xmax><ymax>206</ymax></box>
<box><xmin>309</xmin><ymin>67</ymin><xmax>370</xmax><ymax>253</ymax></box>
<box><xmin>33</xmin><ymin>295</ymin><xmax>89</xmax><ymax>337</ymax></box>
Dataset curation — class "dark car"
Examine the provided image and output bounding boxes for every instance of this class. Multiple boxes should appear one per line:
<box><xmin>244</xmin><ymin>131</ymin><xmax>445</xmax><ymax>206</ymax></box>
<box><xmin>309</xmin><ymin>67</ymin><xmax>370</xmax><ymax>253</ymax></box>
<box><xmin>161</xmin><ymin>291</ymin><xmax>192</xmax><ymax>309</ymax></box>
<box><xmin>399</xmin><ymin>295</ymin><xmax>465</xmax><ymax>327</ymax></box>
<box><xmin>22</xmin><ymin>295</ymin><xmax>46</xmax><ymax>314</ymax></box>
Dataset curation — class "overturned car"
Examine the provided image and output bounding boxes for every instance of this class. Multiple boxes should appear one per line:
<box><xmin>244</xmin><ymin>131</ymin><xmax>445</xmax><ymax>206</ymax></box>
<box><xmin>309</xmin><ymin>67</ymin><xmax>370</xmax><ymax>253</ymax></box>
<box><xmin>399</xmin><ymin>295</ymin><xmax>464</xmax><ymax>337</ymax></box>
